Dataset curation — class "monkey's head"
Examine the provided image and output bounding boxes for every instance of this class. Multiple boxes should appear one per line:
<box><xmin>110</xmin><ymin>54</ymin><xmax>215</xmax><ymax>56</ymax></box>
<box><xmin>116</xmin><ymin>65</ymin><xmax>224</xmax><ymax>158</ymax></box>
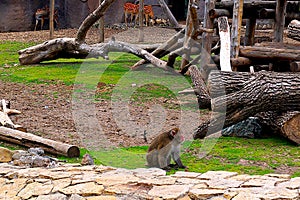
<box><xmin>169</xmin><ymin>128</ymin><xmax>184</xmax><ymax>143</ymax></box>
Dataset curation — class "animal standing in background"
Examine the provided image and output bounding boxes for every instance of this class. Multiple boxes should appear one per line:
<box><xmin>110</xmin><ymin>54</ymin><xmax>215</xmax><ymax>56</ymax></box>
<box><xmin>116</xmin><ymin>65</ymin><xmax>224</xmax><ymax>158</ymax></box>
<box><xmin>124</xmin><ymin>2</ymin><xmax>139</xmax><ymax>25</ymax></box>
<box><xmin>143</xmin><ymin>5</ymin><xmax>154</xmax><ymax>26</ymax></box>
<box><xmin>34</xmin><ymin>6</ymin><xmax>59</xmax><ymax>31</ymax></box>
<box><xmin>123</xmin><ymin>2</ymin><xmax>154</xmax><ymax>26</ymax></box>
<box><xmin>146</xmin><ymin>128</ymin><xmax>186</xmax><ymax>170</ymax></box>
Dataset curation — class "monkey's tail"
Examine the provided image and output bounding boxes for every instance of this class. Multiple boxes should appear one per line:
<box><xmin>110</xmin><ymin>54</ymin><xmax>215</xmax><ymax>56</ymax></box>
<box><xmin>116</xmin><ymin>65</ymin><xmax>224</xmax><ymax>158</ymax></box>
<box><xmin>143</xmin><ymin>130</ymin><xmax>148</xmax><ymax>143</ymax></box>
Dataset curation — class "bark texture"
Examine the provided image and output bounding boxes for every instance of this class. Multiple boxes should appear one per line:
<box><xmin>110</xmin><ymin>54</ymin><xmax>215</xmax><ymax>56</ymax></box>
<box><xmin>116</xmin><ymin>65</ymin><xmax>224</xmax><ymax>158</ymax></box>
<box><xmin>258</xmin><ymin>111</ymin><xmax>300</xmax><ymax>144</ymax></box>
<box><xmin>194</xmin><ymin>71</ymin><xmax>300</xmax><ymax>140</ymax></box>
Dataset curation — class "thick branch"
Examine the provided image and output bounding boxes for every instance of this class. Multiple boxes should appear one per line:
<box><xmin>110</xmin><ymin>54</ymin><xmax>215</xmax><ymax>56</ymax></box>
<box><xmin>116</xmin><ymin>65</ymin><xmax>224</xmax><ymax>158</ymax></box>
<box><xmin>76</xmin><ymin>0</ymin><xmax>116</xmax><ymax>43</ymax></box>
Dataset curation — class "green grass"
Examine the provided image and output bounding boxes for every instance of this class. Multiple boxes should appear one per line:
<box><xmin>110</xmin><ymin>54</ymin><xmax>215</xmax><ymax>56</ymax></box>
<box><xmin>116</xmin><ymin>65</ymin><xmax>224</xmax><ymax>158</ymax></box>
<box><xmin>56</xmin><ymin>136</ymin><xmax>300</xmax><ymax>177</ymax></box>
<box><xmin>1</xmin><ymin>41</ymin><xmax>300</xmax><ymax>177</ymax></box>
<box><xmin>0</xmin><ymin>42</ymin><xmax>191</xmax><ymax>105</ymax></box>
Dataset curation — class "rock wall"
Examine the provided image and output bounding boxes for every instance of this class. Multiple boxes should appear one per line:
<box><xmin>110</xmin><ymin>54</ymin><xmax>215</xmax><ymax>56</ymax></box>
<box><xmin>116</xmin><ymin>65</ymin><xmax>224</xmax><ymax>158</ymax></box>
<box><xmin>0</xmin><ymin>0</ymin><xmax>42</xmax><ymax>32</ymax></box>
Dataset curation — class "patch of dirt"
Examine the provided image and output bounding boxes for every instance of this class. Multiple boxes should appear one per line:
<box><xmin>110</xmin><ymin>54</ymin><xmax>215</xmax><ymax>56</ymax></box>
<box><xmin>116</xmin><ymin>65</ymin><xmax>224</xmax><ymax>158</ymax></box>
<box><xmin>0</xmin><ymin>80</ymin><xmax>206</xmax><ymax>148</ymax></box>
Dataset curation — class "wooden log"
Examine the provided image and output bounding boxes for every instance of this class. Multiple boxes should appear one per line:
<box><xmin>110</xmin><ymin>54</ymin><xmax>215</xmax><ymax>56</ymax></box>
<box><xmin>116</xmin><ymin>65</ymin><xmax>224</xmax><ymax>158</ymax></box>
<box><xmin>216</xmin><ymin>1</ymin><xmax>290</xmax><ymax>9</ymax></box>
<box><xmin>209</xmin><ymin>9</ymin><xmax>230</xmax><ymax>18</ymax></box>
<box><xmin>131</xmin><ymin>29</ymin><xmax>185</xmax><ymax>69</ymax></box>
<box><xmin>0</xmin><ymin>126</ymin><xmax>80</xmax><ymax>157</ymax></box>
<box><xmin>258</xmin><ymin>8</ymin><xmax>275</xmax><ymax>19</ymax></box>
<box><xmin>218</xmin><ymin>16</ymin><xmax>232</xmax><ymax>72</ymax></box>
<box><xmin>189</xmin><ymin>65</ymin><xmax>211</xmax><ymax>109</ymax></box>
<box><xmin>258</xmin><ymin>111</ymin><xmax>300</xmax><ymax>144</ymax></box>
<box><xmin>288</xmin><ymin>20</ymin><xmax>300</xmax><ymax>42</ymax></box>
<box><xmin>194</xmin><ymin>70</ymin><xmax>300</xmax><ymax>139</ymax></box>
<box><xmin>230</xmin><ymin>57</ymin><xmax>252</xmax><ymax>68</ymax></box>
<box><xmin>290</xmin><ymin>61</ymin><xmax>300</xmax><ymax>72</ymax></box>
<box><xmin>239</xmin><ymin>46</ymin><xmax>300</xmax><ymax>61</ymax></box>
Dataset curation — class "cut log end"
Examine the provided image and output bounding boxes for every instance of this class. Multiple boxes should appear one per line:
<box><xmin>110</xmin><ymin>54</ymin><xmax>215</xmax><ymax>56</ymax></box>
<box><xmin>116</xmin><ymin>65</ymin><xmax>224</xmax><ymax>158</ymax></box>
<box><xmin>67</xmin><ymin>146</ymin><xmax>80</xmax><ymax>158</ymax></box>
<box><xmin>282</xmin><ymin>113</ymin><xmax>300</xmax><ymax>145</ymax></box>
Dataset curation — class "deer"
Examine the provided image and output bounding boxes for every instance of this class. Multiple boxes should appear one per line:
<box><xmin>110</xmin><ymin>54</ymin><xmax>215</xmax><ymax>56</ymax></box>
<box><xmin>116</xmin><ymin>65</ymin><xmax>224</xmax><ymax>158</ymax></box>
<box><xmin>34</xmin><ymin>6</ymin><xmax>59</xmax><ymax>31</ymax></box>
<box><xmin>124</xmin><ymin>2</ymin><xmax>154</xmax><ymax>26</ymax></box>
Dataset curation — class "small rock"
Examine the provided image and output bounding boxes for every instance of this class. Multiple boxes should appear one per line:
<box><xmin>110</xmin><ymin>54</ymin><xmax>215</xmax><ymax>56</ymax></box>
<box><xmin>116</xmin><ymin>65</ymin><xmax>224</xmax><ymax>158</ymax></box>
<box><xmin>0</xmin><ymin>147</ymin><xmax>13</xmax><ymax>163</ymax></box>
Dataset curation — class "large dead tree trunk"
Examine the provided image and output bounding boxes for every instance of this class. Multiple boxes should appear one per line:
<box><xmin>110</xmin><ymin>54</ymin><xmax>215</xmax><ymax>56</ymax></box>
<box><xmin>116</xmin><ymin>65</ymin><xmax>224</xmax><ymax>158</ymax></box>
<box><xmin>194</xmin><ymin>70</ymin><xmax>300</xmax><ymax>142</ymax></box>
<box><xmin>0</xmin><ymin>126</ymin><xmax>79</xmax><ymax>157</ymax></box>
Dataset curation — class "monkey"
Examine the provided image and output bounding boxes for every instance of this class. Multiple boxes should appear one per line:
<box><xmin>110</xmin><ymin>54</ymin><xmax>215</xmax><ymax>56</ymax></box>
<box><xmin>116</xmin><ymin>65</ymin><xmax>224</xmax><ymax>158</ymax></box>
<box><xmin>146</xmin><ymin>128</ymin><xmax>186</xmax><ymax>170</ymax></box>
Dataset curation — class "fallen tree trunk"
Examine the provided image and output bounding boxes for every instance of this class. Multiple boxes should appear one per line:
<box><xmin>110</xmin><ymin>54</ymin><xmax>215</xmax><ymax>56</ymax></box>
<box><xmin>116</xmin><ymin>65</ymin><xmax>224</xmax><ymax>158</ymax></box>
<box><xmin>18</xmin><ymin>39</ymin><xmax>163</xmax><ymax>65</ymax></box>
<box><xmin>288</xmin><ymin>19</ymin><xmax>300</xmax><ymax>42</ymax></box>
<box><xmin>258</xmin><ymin>111</ymin><xmax>300</xmax><ymax>144</ymax></box>
<box><xmin>194</xmin><ymin>70</ymin><xmax>300</xmax><ymax>141</ymax></box>
<box><xmin>19</xmin><ymin>38</ymin><xmax>173</xmax><ymax>71</ymax></box>
<box><xmin>0</xmin><ymin>126</ymin><xmax>80</xmax><ymax>157</ymax></box>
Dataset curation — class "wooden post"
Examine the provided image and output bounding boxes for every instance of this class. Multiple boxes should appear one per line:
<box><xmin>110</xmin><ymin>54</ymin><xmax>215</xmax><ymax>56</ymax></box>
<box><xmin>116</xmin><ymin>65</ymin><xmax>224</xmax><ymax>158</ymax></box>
<box><xmin>49</xmin><ymin>0</ymin><xmax>55</xmax><ymax>39</ymax></box>
<box><xmin>157</xmin><ymin>0</ymin><xmax>179</xmax><ymax>28</ymax></box>
<box><xmin>244</xmin><ymin>17</ymin><xmax>256</xmax><ymax>46</ymax></box>
<box><xmin>99</xmin><ymin>0</ymin><xmax>104</xmax><ymax>42</ymax></box>
<box><xmin>230</xmin><ymin>0</ymin><xmax>244</xmax><ymax>58</ymax></box>
<box><xmin>138</xmin><ymin>0</ymin><xmax>144</xmax><ymax>42</ymax></box>
<box><xmin>274</xmin><ymin>0</ymin><xmax>287</xmax><ymax>42</ymax></box>
<box><xmin>218</xmin><ymin>17</ymin><xmax>232</xmax><ymax>72</ymax></box>
<box><xmin>200</xmin><ymin>0</ymin><xmax>215</xmax><ymax>80</ymax></box>
<box><xmin>180</xmin><ymin>0</ymin><xmax>193</xmax><ymax>71</ymax></box>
